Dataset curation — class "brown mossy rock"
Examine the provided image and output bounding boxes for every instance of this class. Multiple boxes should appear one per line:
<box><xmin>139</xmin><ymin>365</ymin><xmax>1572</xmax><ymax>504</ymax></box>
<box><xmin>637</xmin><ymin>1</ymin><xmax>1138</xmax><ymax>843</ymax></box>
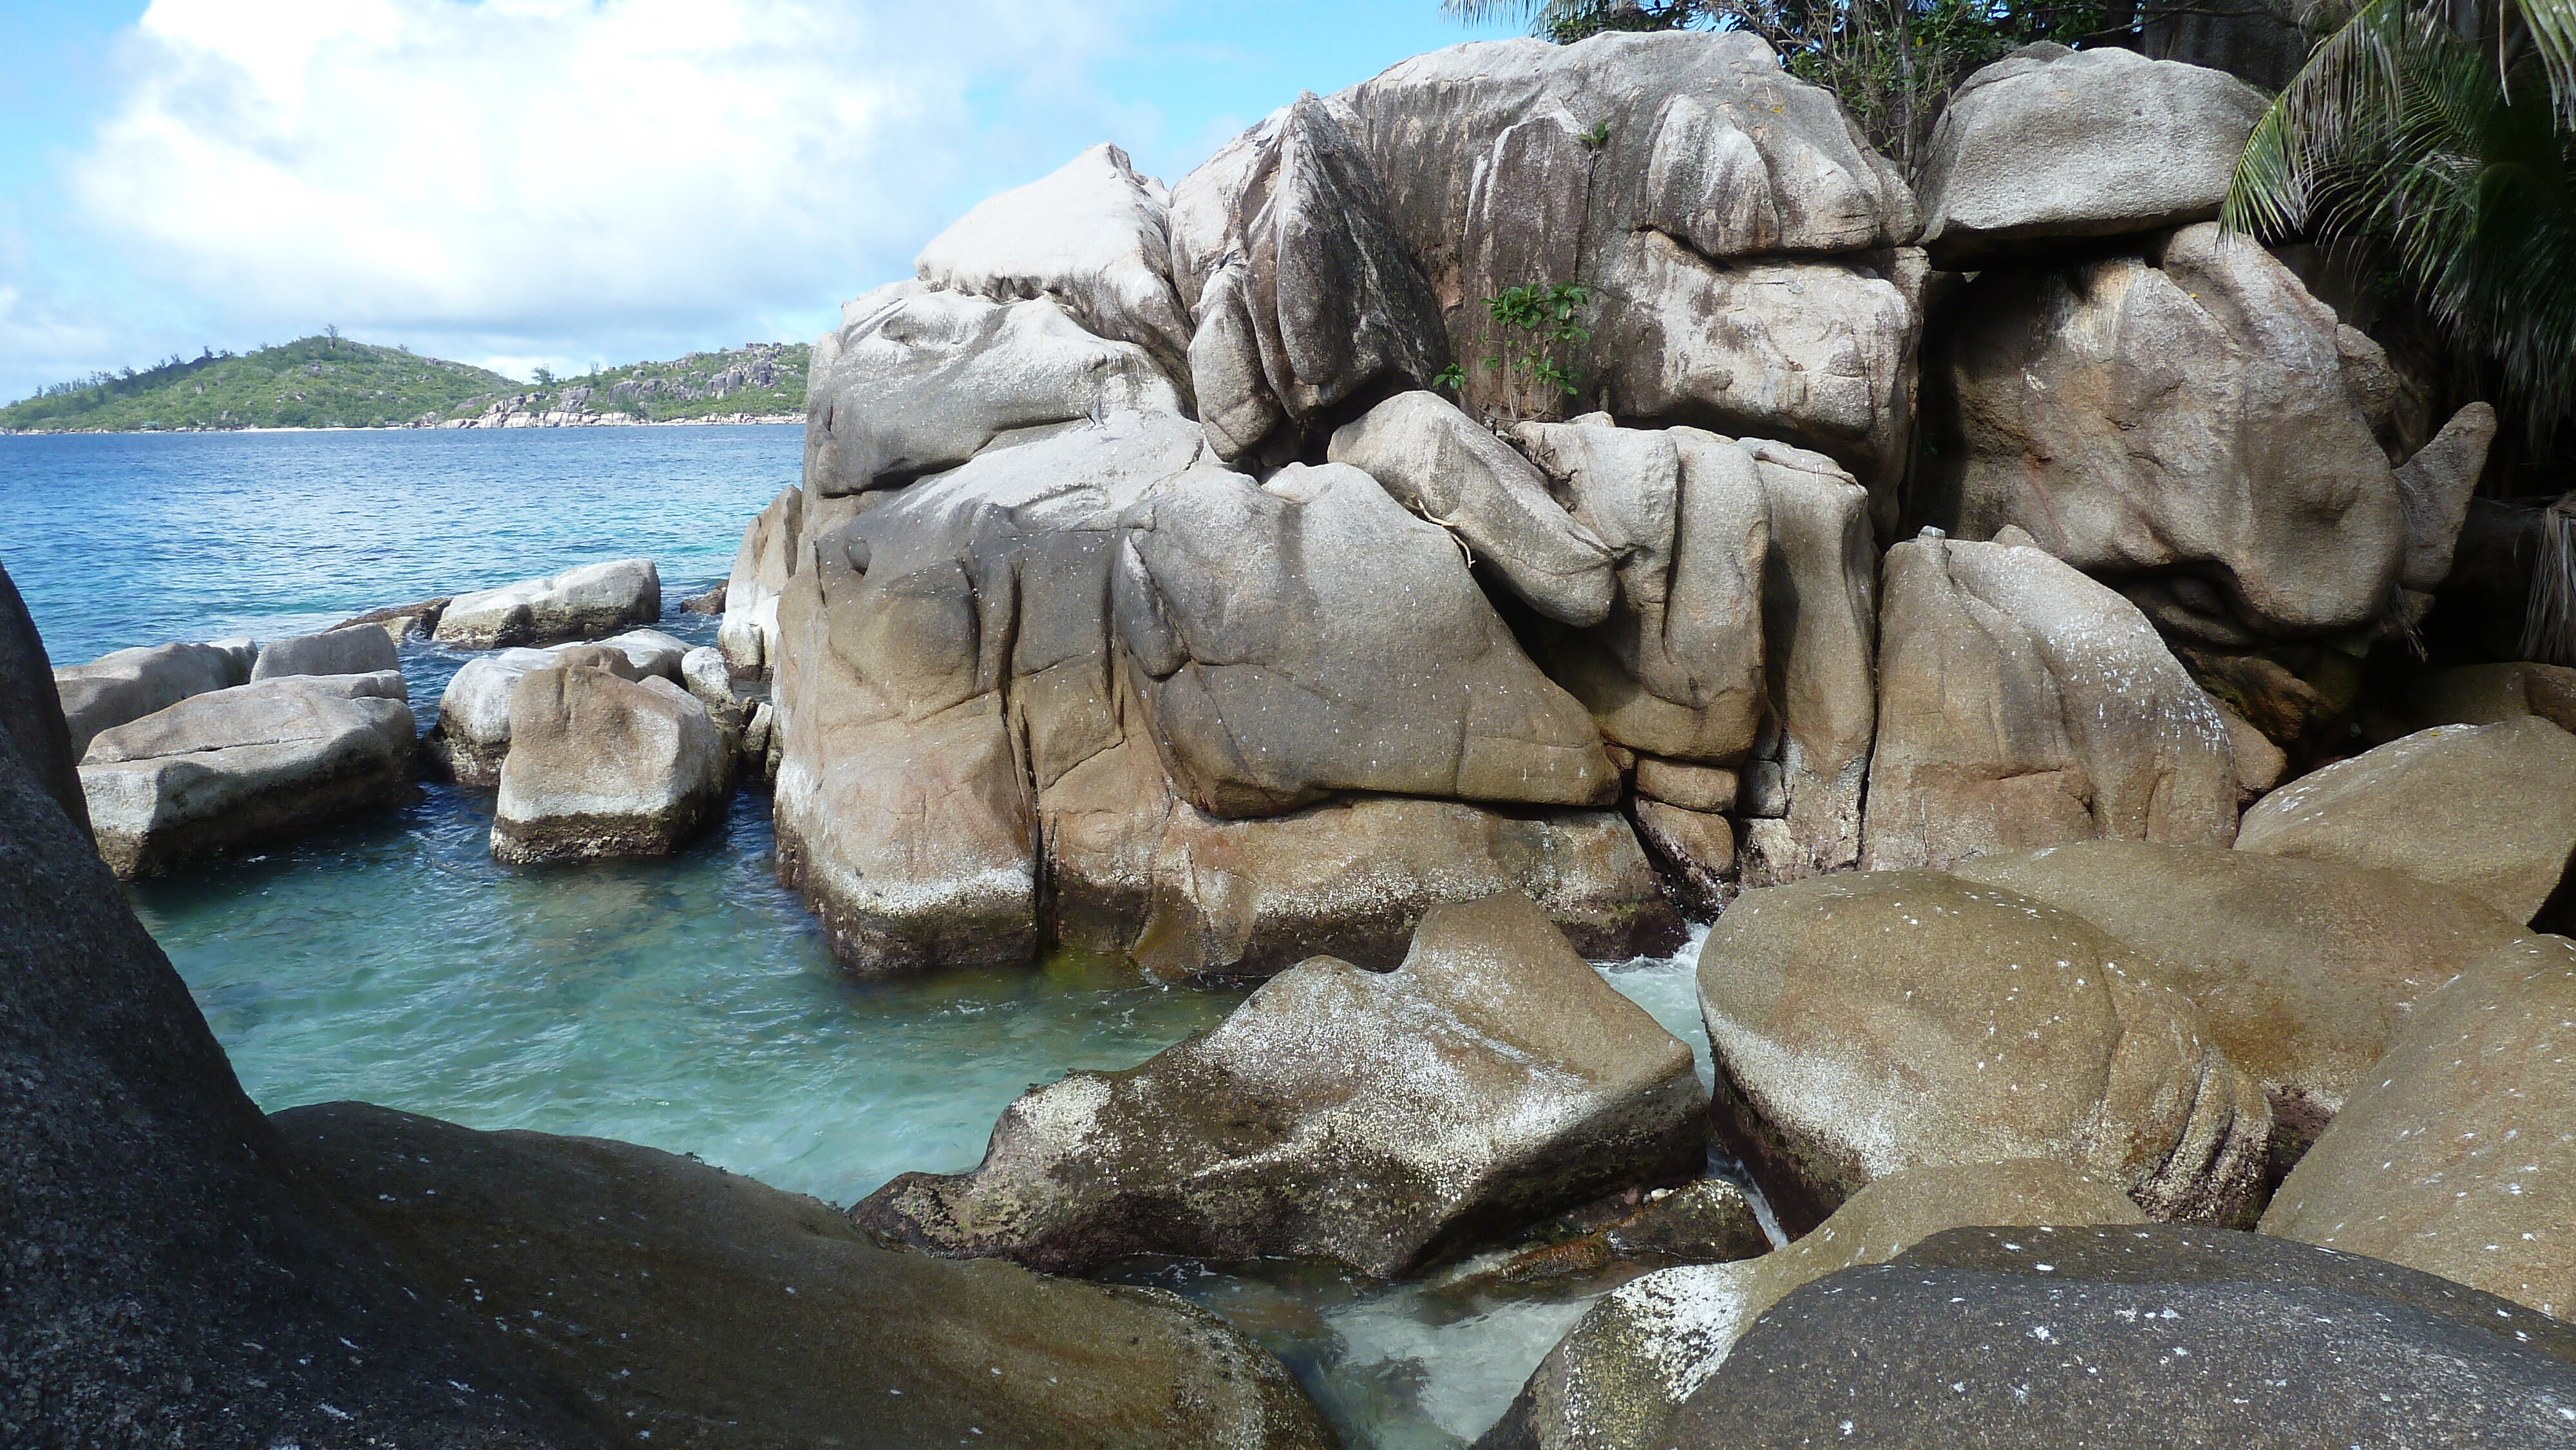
<box><xmin>2236</xmin><ymin>718</ymin><xmax>2576</xmax><ymax>925</ymax></box>
<box><xmin>276</xmin><ymin>1102</ymin><xmax>1332</xmax><ymax>1450</ymax></box>
<box><xmin>1698</xmin><ymin>871</ymin><xmax>2269</xmax><ymax>1236</ymax></box>
<box><xmin>857</xmin><ymin>895</ymin><xmax>1707</xmax><ymax>1277</ymax></box>
<box><xmin>2263</xmin><ymin>933</ymin><xmax>2576</xmax><ymax>1319</ymax></box>
<box><xmin>1664</xmin><ymin>1224</ymin><xmax>2576</xmax><ymax>1448</ymax></box>
<box><xmin>1479</xmin><ymin>1160</ymin><xmax>2143</xmax><ymax>1450</ymax></box>
<box><xmin>1951</xmin><ymin>841</ymin><xmax>2526</xmax><ymax>1176</ymax></box>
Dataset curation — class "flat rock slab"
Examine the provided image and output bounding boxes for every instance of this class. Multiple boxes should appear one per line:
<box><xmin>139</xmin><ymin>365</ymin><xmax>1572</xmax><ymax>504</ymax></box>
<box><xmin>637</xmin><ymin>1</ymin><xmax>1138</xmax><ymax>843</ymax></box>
<box><xmin>432</xmin><ymin>558</ymin><xmax>661</xmax><ymax>649</ymax></box>
<box><xmin>2236</xmin><ymin>717</ymin><xmax>2576</xmax><ymax>925</ymax></box>
<box><xmin>2264</xmin><ymin>933</ymin><xmax>2576</xmax><ymax>1319</ymax></box>
<box><xmin>251</xmin><ymin>625</ymin><xmax>398</xmax><ymax>681</ymax></box>
<box><xmin>80</xmin><ymin>676</ymin><xmax>417</xmax><ymax>879</ymax></box>
<box><xmin>1666</xmin><ymin>1225</ymin><xmax>2576</xmax><ymax>1447</ymax></box>
<box><xmin>53</xmin><ymin>639</ymin><xmax>255</xmax><ymax>758</ymax></box>
<box><xmin>857</xmin><ymin>895</ymin><xmax>1707</xmax><ymax>1278</ymax></box>
<box><xmin>278</xmin><ymin>1102</ymin><xmax>1332</xmax><ymax>1450</ymax></box>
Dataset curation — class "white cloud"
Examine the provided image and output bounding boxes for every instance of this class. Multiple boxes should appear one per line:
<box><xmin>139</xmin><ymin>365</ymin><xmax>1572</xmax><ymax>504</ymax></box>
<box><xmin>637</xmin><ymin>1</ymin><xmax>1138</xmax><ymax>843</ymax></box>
<box><xmin>62</xmin><ymin>0</ymin><xmax>1147</xmax><ymax>375</ymax></box>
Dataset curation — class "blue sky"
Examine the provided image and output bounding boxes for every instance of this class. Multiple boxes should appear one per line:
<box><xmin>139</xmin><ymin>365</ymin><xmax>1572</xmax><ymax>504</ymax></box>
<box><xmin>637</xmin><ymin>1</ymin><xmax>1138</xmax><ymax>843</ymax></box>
<box><xmin>0</xmin><ymin>1</ymin><xmax>1517</xmax><ymax>403</ymax></box>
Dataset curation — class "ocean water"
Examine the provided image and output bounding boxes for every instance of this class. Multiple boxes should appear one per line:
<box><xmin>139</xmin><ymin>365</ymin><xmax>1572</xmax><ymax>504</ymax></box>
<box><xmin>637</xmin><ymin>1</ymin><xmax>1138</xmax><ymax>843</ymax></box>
<box><xmin>0</xmin><ymin>426</ymin><xmax>1719</xmax><ymax>1449</ymax></box>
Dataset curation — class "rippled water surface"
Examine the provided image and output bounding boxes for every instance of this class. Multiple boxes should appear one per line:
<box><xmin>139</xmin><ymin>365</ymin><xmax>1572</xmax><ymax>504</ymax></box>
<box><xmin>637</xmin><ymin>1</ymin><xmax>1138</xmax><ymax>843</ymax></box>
<box><xmin>3</xmin><ymin>428</ymin><xmax>1719</xmax><ymax>1447</ymax></box>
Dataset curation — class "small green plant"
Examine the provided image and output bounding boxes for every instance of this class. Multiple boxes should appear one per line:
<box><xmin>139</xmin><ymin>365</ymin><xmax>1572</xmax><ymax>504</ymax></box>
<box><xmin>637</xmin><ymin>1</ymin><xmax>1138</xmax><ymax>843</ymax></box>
<box><xmin>1432</xmin><ymin>362</ymin><xmax>1468</xmax><ymax>391</ymax></box>
<box><xmin>1578</xmin><ymin>120</ymin><xmax>1611</xmax><ymax>149</ymax></box>
<box><xmin>1473</xmin><ymin>282</ymin><xmax>1591</xmax><ymax>419</ymax></box>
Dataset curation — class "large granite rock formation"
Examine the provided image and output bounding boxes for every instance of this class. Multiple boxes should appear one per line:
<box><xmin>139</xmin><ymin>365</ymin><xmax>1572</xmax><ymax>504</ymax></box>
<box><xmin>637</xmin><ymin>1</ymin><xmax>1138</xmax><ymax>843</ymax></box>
<box><xmin>716</xmin><ymin>485</ymin><xmax>802</xmax><ymax>677</ymax></box>
<box><xmin>53</xmin><ymin>638</ymin><xmax>256</xmax><ymax>757</ymax></box>
<box><xmin>80</xmin><ymin>674</ymin><xmax>417</xmax><ymax>878</ymax></box>
<box><xmin>1914</xmin><ymin>45</ymin><xmax>2268</xmax><ymax>267</ymax></box>
<box><xmin>433</xmin><ymin>558</ymin><xmax>662</xmax><ymax>649</ymax></box>
<box><xmin>1481</xmin><ymin>1160</ymin><xmax>2146</xmax><ymax>1450</ymax></box>
<box><xmin>491</xmin><ymin>664</ymin><xmax>731</xmax><ymax>863</ymax></box>
<box><xmin>282</xmin><ymin>1103</ymin><xmax>1334</xmax><ymax>1450</ymax></box>
<box><xmin>2263</xmin><ymin>933</ymin><xmax>2576</xmax><ymax>1319</ymax></box>
<box><xmin>1699</xmin><ymin>871</ymin><xmax>2270</xmax><ymax>1234</ymax></box>
<box><xmin>914</xmin><ymin>141</ymin><xmax>1195</xmax><ymax>394</ymax></box>
<box><xmin>804</xmin><ymin>283</ymin><xmax>1185</xmax><ymax>498</ymax></box>
<box><xmin>426</xmin><ymin>630</ymin><xmax>687</xmax><ymax>786</ymax></box>
<box><xmin>1666</xmin><ymin>1225</ymin><xmax>2576</xmax><ymax>1447</ymax></box>
<box><xmin>7</xmin><ymin>569</ymin><xmax>93</xmax><ymax>833</ymax></box>
<box><xmin>1117</xmin><ymin>459</ymin><xmax>1616</xmax><ymax>815</ymax></box>
<box><xmin>1862</xmin><ymin>531</ymin><xmax>2239</xmax><ymax>871</ymax></box>
<box><xmin>856</xmin><ymin>896</ymin><xmax>1707</xmax><ymax>1277</ymax></box>
<box><xmin>1952</xmin><ymin>841</ymin><xmax>2528</xmax><ymax>1174</ymax></box>
<box><xmin>1920</xmin><ymin>224</ymin><xmax>2494</xmax><ymax>645</ymax></box>
<box><xmin>2235</xmin><ymin>718</ymin><xmax>2576</xmax><ymax>925</ymax></box>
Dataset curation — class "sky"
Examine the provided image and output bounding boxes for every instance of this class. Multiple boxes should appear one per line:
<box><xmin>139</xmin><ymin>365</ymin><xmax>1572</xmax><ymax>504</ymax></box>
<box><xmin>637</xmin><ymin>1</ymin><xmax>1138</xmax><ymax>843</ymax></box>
<box><xmin>0</xmin><ymin>0</ymin><xmax>1519</xmax><ymax>403</ymax></box>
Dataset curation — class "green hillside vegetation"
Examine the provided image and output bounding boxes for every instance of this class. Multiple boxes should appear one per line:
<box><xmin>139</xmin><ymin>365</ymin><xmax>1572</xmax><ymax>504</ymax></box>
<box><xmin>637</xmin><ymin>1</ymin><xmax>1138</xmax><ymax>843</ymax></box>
<box><xmin>1</xmin><ymin>336</ymin><xmax>811</xmax><ymax>432</ymax></box>
<box><xmin>0</xmin><ymin>336</ymin><xmax>516</xmax><ymax>431</ymax></box>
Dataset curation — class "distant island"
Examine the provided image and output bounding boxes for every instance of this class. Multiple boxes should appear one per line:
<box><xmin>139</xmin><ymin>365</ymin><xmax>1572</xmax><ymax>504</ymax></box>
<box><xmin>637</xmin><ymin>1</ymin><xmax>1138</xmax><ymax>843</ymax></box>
<box><xmin>0</xmin><ymin>334</ymin><xmax>808</xmax><ymax>433</ymax></box>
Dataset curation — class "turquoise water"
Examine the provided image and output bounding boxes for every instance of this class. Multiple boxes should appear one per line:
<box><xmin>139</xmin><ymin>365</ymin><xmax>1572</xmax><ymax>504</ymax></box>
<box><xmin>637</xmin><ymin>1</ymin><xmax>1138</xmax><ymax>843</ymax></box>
<box><xmin>2</xmin><ymin>428</ymin><xmax>1718</xmax><ymax>1447</ymax></box>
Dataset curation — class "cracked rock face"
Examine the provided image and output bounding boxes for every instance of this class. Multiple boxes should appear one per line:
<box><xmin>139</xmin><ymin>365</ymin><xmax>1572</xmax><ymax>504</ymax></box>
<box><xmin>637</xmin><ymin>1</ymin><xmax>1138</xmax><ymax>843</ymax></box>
<box><xmin>854</xmin><ymin>894</ymin><xmax>1708</xmax><ymax>1278</ymax></box>
<box><xmin>1698</xmin><ymin>870</ymin><xmax>2271</xmax><ymax>1237</ymax></box>
<box><xmin>1667</xmin><ymin>1225</ymin><xmax>2576</xmax><ymax>1448</ymax></box>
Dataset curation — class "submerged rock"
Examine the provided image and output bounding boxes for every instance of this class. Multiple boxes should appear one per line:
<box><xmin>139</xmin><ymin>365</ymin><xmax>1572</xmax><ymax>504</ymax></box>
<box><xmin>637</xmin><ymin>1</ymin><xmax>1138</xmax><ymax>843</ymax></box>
<box><xmin>1482</xmin><ymin>1160</ymin><xmax>2144</xmax><ymax>1450</ymax></box>
<box><xmin>2263</xmin><ymin>933</ymin><xmax>2576</xmax><ymax>1319</ymax></box>
<box><xmin>433</xmin><ymin>558</ymin><xmax>663</xmax><ymax>650</ymax></box>
<box><xmin>1698</xmin><ymin>871</ymin><xmax>2270</xmax><ymax>1234</ymax></box>
<box><xmin>1914</xmin><ymin>45</ymin><xmax>2266</xmax><ymax>267</ymax></box>
<box><xmin>856</xmin><ymin>895</ymin><xmax>1707</xmax><ymax>1277</ymax></box>
<box><xmin>52</xmin><ymin>638</ymin><xmax>256</xmax><ymax>758</ymax></box>
<box><xmin>1952</xmin><ymin>841</ymin><xmax>2528</xmax><ymax>1176</ymax></box>
<box><xmin>80</xmin><ymin>675</ymin><xmax>417</xmax><ymax>879</ymax></box>
<box><xmin>490</xmin><ymin>664</ymin><xmax>729</xmax><ymax>864</ymax></box>
<box><xmin>1667</xmin><ymin>1225</ymin><xmax>2576</xmax><ymax>1447</ymax></box>
<box><xmin>251</xmin><ymin>623</ymin><xmax>399</xmax><ymax>681</ymax></box>
<box><xmin>281</xmin><ymin>1102</ymin><xmax>1333</xmax><ymax>1450</ymax></box>
<box><xmin>2235</xmin><ymin>718</ymin><xmax>2576</xmax><ymax>925</ymax></box>
<box><xmin>1861</xmin><ymin>531</ymin><xmax>2239</xmax><ymax>871</ymax></box>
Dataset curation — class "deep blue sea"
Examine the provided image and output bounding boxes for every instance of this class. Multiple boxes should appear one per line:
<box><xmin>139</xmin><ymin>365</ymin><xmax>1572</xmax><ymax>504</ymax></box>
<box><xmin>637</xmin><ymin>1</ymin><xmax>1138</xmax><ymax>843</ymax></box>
<box><xmin>0</xmin><ymin>426</ymin><xmax>1715</xmax><ymax>1449</ymax></box>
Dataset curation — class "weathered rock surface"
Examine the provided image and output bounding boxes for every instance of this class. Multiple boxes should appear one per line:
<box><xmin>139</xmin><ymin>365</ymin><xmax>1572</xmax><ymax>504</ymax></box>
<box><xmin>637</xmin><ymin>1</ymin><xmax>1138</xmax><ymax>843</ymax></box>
<box><xmin>1481</xmin><ymin>1160</ymin><xmax>2144</xmax><ymax>1450</ymax></box>
<box><xmin>679</xmin><ymin>644</ymin><xmax>743</xmax><ymax>730</ymax></box>
<box><xmin>2396</xmin><ymin>401</ymin><xmax>2499</xmax><ymax>592</ymax></box>
<box><xmin>2264</xmin><ymin>933</ymin><xmax>2576</xmax><ymax>1318</ymax></box>
<box><xmin>433</xmin><ymin>558</ymin><xmax>663</xmax><ymax>649</ymax></box>
<box><xmin>857</xmin><ymin>895</ymin><xmax>1707</xmax><ymax>1277</ymax></box>
<box><xmin>427</xmin><ymin>631</ymin><xmax>685</xmax><ymax>786</ymax></box>
<box><xmin>1044</xmin><ymin>734</ymin><xmax>1681</xmax><ymax>979</ymax></box>
<box><xmin>1</xmin><ymin>561</ymin><xmax>595</xmax><ymax>1448</ymax></box>
<box><xmin>1922</xmin><ymin>223</ymin><xmax>2494</xmax><ymax>643</ymax></box>
<box><xmin>1953</xmin><ymin>841</ymin><xmax>2528</xmax><ymax>1174</ymax></box>
<box><xmin>334</xmin><ymin>595</ymin><xmax>451</xmax><ymax>643</ymax></box>
<box><xmin>1630</xmin><ymin>798</ymin><xmax>1736</xmax><ymax>915</ymax></box>
<box><xmin>803</xmin><ymin>283</ymin><xmax>1184</xmax><ymax>497</ymax></box>
<box><xmin>2408</xmin><ymin>660</ymin><xmax>2576</xmax><ymax>734</ymax></box>
<box><xmin>1914</xmin><ymin>44</ymin><xmax>2268</xmax><ymax>267</ymax></box>
<box><xmin>717</xmin><ymin>485</ymin><xmax>802</xmax><ymax>676</ymax></box>
<box><xmin>1862</xmin><ymin>532</ymin><xmax>2239</xmax><ymax>871</ymax></box>
<box><xmin>0</xmin><ymin>566</ymin><xmax>86</xmax><ymax>832</ymax></box>
<box><xmin>1507</xmin><ymin>420</ymin><xmax>1770</xmax><ymax>767</ymax></box>
<box><xmin>53</xmin><ymin>639</ymin><xmax>255</xmax><ymax>757</ymax></box>
<box><xmin>1327</xmin><ymin>390</ymin><xmax>1617</xmax><ymax>626</ymax></box>
<box><xmin>81</xmin><ymin>676</ymin><xmax>417</xmax><ymax>878</ymax></box>
<box><xmin>2236</xmin><ymin>718</ymin><xmax>2576</xmax><ymax>924</ymax></box>
<box><xmin>491</xmin><ymin>664</ymin><xmax>729</xmax><ymax>864</ymax></box>
<box><xmin>1669</xmin><ymin>1224</ymin><xmax>2576</xmax><ymax>1447</ymax></box>
<box><xmin>281</xmin><ymin>1102</ymin><xmax>1334</xmax><ymax>1450</ymax></box>
<box><xmin>914</xmin><ymin>141</ymin><xmax>1195</xmax><ymax>392</ymax></box>
<box><xmin>1699</xmin><ymin>871</ymin><xmax>2270</xmax><ymax>1234</ymax></box>
<box><xmin>772</xmin><ymin>413</ymin><xmax>1211</xmax><ymax>974</ymax></box>
<box><xmin>1173</xmin><ymin>93</ymin><xmax>1450</xmax><ymax>461</ymax></box>
<box><xmin>251</xmin><ymin>623</ymin><xmax>400</xmax><ymax>681</ymax></box>
<box><xmin>1117</xmin><ymin>460</ymin><xmax>1616</xmax><ymax>816</ymax></box>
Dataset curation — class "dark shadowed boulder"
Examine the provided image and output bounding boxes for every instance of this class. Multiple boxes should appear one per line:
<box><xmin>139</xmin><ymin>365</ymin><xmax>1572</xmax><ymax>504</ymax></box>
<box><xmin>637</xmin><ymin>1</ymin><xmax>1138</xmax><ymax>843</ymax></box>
<box><xmin>857</xmin><ymin>895</ymin><xmax>1707</xmax><ymax>1277</ymax></box>
<box><xmin>1</xmin><ymin>564</ymin><xmax>86</xmax><ymax>832</ymax></box>
<box><xmin>279</xmin><ymin>1103</ymin><xmax>1334</xmax><ymax>1450</ymax></box>
<box><xmin>1665</xmin><ymin>1225</ymin><xmax>2576</xmax><ymax>1447</ymax></box>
